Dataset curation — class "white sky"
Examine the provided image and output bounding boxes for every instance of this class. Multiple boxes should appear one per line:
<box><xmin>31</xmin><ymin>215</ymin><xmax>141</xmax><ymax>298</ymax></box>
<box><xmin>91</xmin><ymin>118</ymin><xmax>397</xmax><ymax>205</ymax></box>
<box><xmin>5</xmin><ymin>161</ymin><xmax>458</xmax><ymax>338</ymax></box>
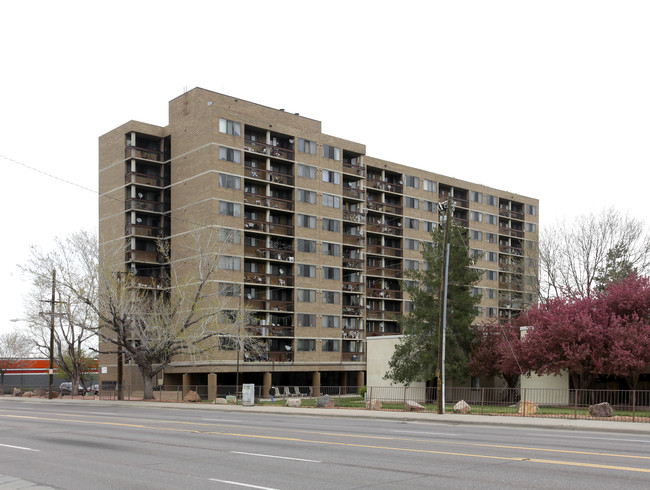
<box><xmin>1</xmin><ymin>1</ymin><xmax>648</xmax><ymax>335</ymax></box>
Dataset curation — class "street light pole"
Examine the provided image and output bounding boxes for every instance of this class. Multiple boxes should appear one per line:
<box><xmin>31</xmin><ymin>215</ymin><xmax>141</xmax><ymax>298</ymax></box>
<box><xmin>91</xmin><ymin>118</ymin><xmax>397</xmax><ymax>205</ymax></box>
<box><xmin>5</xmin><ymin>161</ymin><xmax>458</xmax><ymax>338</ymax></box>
<box><xmin>437</xmin><ymin>198</ymin><xmax>453</xmax><ymax>414</ymax></box>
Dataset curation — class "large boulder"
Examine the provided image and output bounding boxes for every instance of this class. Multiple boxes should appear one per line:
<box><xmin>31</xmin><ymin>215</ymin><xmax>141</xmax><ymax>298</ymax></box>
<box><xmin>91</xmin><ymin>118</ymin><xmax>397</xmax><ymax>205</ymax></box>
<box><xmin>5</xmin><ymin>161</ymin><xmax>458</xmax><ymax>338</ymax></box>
<box><xmin>404</xmin><ymin>400</ymin><xmax>425</xmax><ymax>412</ymax></box>
<box><xmin>316</xmin><ymin>394</ymin><xmax>335</xmax><ymax>408</ymax></box>
<box><xmin>213</xmin><ymin>397</ymin><xmax>228</xmax><ymax>405</ymax></box>
<box><xmin>453</xmin><ymin>400</ymin><xmax>471</xmax><ymax>414</ymax></box>
<box><xmin>589</xmin><ymin>401</ymin><xmax>615</xmax><ymax>418</ymax></box>
<box><xmin>12</xmin><ymin>388</ymin><xmax>22</xmax><ymax>397</ymax></box>
<box><xmin>22</xmin><ymin>391</ymin><xmax>34</xmax><ymax>398</ymax></box>
<box><xmin>517</xmin><ymin>400</ymin><xmax>538</xmax><ymax>415</ymax></box>
<box><xmin>366</xmin><ymin>399</ymin><xmax>382</xmax><ymax>410</ymax></box>
<box><xmin>286</xmin><ymin>398</ymin><xmax>302</xmax><ymax>407</ymax></box>
<box><xmin>183</xmin><ymin>390</ymin><xmax>201</xmax><ymax>403</ymax></box>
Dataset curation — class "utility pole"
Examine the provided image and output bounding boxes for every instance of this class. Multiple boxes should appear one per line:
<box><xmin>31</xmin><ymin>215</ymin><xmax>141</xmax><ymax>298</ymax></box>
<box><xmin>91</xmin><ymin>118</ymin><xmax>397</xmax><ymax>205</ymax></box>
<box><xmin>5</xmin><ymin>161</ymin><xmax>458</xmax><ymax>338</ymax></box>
<box><xmin>48</xmin><ymin>269</ymin><xmax>56</xmax><ymax>399</ymax></box>
<box><xmin>437</xmin><ymin>197</ymin><xmax>453</xmax><ymax>414</ymax></box>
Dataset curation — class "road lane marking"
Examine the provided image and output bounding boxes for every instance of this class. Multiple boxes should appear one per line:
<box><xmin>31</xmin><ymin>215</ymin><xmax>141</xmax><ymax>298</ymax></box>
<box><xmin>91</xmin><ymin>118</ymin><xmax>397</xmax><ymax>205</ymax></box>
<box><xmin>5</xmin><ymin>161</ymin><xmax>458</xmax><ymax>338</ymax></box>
<box><xmin>3</xmin><ymin>413</ymin><xmax>650</xmax><ymax>473</ymax></box>
<box><xmin>231</xmin><ymin>451</ymin><xmax>320</xmax><ymax>462</ymax></box>
<box><xmin>391</xmin><ymin>430</ymin><xmax>458</xmax><ymax>436</ymax></box>
<box><xmin>209</xmin><ymin>478</ymin><xmax>278</xmax><ymax>489</ymax></box>
<box><xmin>0</xmin><ymin>443</ymin><xmax>39</xmax><ymax>452</ymax></box>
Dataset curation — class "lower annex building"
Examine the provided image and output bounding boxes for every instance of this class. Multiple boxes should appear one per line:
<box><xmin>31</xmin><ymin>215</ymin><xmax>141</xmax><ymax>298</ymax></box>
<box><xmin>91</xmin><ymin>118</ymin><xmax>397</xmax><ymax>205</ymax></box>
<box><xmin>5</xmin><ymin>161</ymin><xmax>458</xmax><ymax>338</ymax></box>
<box><xmin>98</xmin><ymin>87</ymin><xmax>539</xmax><ymax>396</ymax></box>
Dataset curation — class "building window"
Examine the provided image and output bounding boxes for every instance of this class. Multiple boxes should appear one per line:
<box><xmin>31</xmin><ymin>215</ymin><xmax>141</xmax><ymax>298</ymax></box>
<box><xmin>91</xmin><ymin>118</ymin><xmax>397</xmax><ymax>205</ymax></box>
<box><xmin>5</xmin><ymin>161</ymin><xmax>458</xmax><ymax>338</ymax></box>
<box><xmin>486</xmin><ymin>233</ymin><xmax>497</xmax><ymax>244</ymax></box>
<box><xmin>219</xmin><ymin>201</ymin><xmax>241</xmax><ymax>217</ymax></box>
<box><xmin>486</xmin><ymin>307</ymin><xmax>497</xmax><ymax>317</ymax></box>
<box><xmin>423</xmin><ymin>179</ymin><xmax>436</xmax><ymax>192</ymax></box>
<box><xmin>405</xmin><ymin>259</ymin><xmax>419</xmax><ymax>271</ymax></box>
<box><xmin>471</xmin><ymin>249</ymin><xmax>482</xmax><ymax>260</ymax></box>
<box><xmin>526</xmin><ymin>223</ymin><xmax>537</xmax><ymax>232</ymax></box>
<box><xmin>322</xmin><ymin>169</ymin><xmax>341</xmax><ymax>185</ymax></box>
<box><xmin>486</xmin><ymin>214</ymin><xmax>498</xmax><ymax>225</ymax></box>
<box><xmin>405</xmin><ymin>197</ymin><xmax>419</xmax><ymax>209</ymax></box>
<box><xmin>526</xmin><ymin>204</ymin><xmax>537</xmax><ymax>216</ymax></box>
<box><xmin>485</xmin><ymin>270</ymin><xmax>497</xmax><ymax>281</ymax></box>
<box><xmin>322</xmin><ymin>218</ymin><xmax>340</xmax><ymax>232</ymax></box>
<box><xmin>423</xmin><ymin>201</ymin><xmax>436</xmax><ymax>213</ymax></box>
<box><xmin>322</xmin><ymin>144</ymin><xmax>340</xmax><ymax>160</ymax></box>
<box><xmin>471</xmin><ymin>191</ymin><xmax>483</xmax><ymax>203</ymax></box>
<box><xmin>298</xmin><ymin>138</ymin><xmax>317</xmax><ymax>155</ymax></box>
<box><xmin>485</xmin><ymin>288</ymin><xmax>497</xmax><ymax>299</ymax></box>
<box><xmin>297</xmin><ymin>339</ymin><xmax>316</xmax><ymax>351</ymax></box>
<box><xmin>486</xmin><ymin>251</ymin><xmax>498</xmax><ymax>262</ymax></box>
<box><xmin>297</xmin><ymin>163</ymin><xmax>317</xmax><ymax>179</ymax></box>
<box><xmin>218</xmin><ymin>256</ymin><xmax>241</xmax><ymax>271</ymax></box>
<box><xmin>297</xmin><ymin>289</ymin><xmax>316</xmax><ymax>302</ymax></box>
<box><xmin>218</xmin><ymin>228</ymin><xmax>241</xmax><ymax>244</ymax></box>
<box><xmin>322</xmin><ymin>291</ymin><xmax>340</xmax><ymax>304</ymax></box>
<box><xmin>298</xmin><ymin>189</ymin><xmax>316</xmax><ymax>204</ymax></box>
<box><xmin>322</xmin><ymin>315</ymin><xmax>340</xmax><ymax>328</ymax></box>
<box><xmin>219</xmin><ymin>146</ymin><xmax>241</xmax><ymax>163</ymax></box>
<box><xmin>423</xmin><ymin>221</ymin><xmax>436</xmax><ymax>232</ymax></box>
<box><xmin>322</xmin><ymin>242</ymin><xmax>340</xmax><ymax>256</ymax></box>
<box><xmin>322</xmin><ymin>339</ymin><xmax>340</xmax><ymax>352</ymax></box>
<box><xmin>470</xmin><ymin>211</ymin><xmax>483</xmax><ymax>222</ymax></box>
<box><xmin>219</xmin><ymin>283</ymin><xmax>241</xmax><ymax>297</ymax></box>
<box><xmin>474</xmin><ymin>306</ymin><xmax>484</xmax><ymax>316</ymax></box>
<box><xmin>219</xmin><ymin>118</ymin><xmax>241</xmax><ymax>136</ymax></box>
<box><xmin>471</xmin><ymin>287</ymin><xmax>482</xmax><ymax>297</ymax></box>
<box><xmin>297</xmin><ymin>214</ymin><xmax>316</xmax><ymax>229</ymax></box>
<box><xmin>404</xmin><ymin>301</ymin><xmax>414</xmax><ymax>313</ymax></box>
<box><xmin>297</xmin><ymin>264</ymin><xmax>316</xmax><ymax>278</ymax></box>
<box><xmin>486</xmin><ymin>195</ymin><xmax>498</xmax><ymax>206</ymax></box>
<box><xmin>470</xmin><ymin>230</ymin><xmax>483</xmax><ymax>241</ymax></box>
<box><xmin>322</xmin><ymin>267</ymin><xmax>340</xmax><ymax>280</ymax></box>
<box><xmin>405</xmin><ymin>239</ymin><xmax>419</xmax><ymax>251</ymax></box>
<box><xmin>297</xmin><ymin>314</ymin><xmax>316</xmax><ymax>327</ymax></box>
<box><xmin>404</xmin><ymin>218</ymin><xmax>419</xmax><ymax>230</ymax></box>
<box><xmin>219</xmin><ymin>173</ymin><xmax>241</xmax><ymax>190</ymax></box>
<box><xmin>322</xmin><ymin>194</ymin><xmax>340</xmax><ymax>208</ymax></box>
<box><xmin>297</xmin><ymin>239</ymin><xmax>317</xmax><ymax>253</ymax></box>
<box><xmin>405</xmin><ymin>175</ymin><xmax>419</xmax><ymax>189</ymax></box>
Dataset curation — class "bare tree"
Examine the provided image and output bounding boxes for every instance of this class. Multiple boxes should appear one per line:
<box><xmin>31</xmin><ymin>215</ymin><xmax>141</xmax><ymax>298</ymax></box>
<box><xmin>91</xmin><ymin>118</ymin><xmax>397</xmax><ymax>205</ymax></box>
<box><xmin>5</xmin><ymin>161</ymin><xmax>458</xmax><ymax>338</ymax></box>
<box><xmin>31</xmin><ymin>228</ymin><xmax>257</xmax><ymax>400</ymax></box>
<box><xmin>538</xmin><ymin>208</ymin><xmax>650</xmax><ymax>300</ymax></box>
<box><xmin>21</xmin><ymin>231</ymin><xmax>98</xmax><ymax>395</ymax></box>
<box><xmin>0</xmin><ymin>331</ymin><xmax>33</xmax><ymax>387</ymax></box>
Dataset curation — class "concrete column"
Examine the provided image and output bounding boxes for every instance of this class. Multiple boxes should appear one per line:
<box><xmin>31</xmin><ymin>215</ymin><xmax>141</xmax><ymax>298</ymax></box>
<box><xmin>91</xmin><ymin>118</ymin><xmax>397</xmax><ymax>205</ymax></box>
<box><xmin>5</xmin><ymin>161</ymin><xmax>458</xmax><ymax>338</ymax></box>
<box><xmin>263</xmin><ymin>372</ymin><xmax>272</xmax><ymax>398</ymax></box>
<box><xmin>357</xmin><ymin>371</ymin><xmax>365</xmax><ymax>391</ymax></box>
<box><xmin>312</xmin><ymin>371</ymin><xmax>321</xmax><ymax>397</ymax></box>
<box><xmin>340</xmin><ymin>372</ymin><xmax>347</xmax><ymax>391</ymax></box>
<box><xmin>208</xmin><ymin>373</ymin><xmax>217</xmax><ymax>402</ymax></box>
<box><xmin>182</xmin><ymin>373</ymin><xmax>191</xmax><ymax>397</ymax></box>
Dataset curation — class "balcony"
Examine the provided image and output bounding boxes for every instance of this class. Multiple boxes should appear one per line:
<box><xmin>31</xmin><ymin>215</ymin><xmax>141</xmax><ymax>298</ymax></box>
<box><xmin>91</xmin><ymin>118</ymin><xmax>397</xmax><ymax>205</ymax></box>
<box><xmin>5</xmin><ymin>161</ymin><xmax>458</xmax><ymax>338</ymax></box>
<box><xmin>246</xmin><ymin>325</ymin><xmax>294</xmax><ymax>337</ymax></box>
<box><xmin>342</xmin><ymin>258</ymin><xmax>364</xmax><ymax>269</ymax></box>
<box><xmin>244</xmin><ymin>272</ymin><xmax>294</xmax><ymax>287</ymax></box>
<box><xmin>342</xmin><ymin>281</ymin><xmax>363</xmax><ymax>292</ymax></box>
<box><xmin>341</xmin><ymin>352</ymin><xmax>364</xmax><ymax>362</ymax></box>
<box><xmin>125</xmin><ymin>146</ymin><xmax>163</xmax><ymax>162</ymax></box>
<box><xmin>499</xmin><ymin>226</ymin><xmax>525</xmax><ymax>238</ymax></box>
<box><xmin>367</xmin><ymin>288</ymin><xmax>402</xmax><ymax>299</ymax></box>
<box><xmin>343</xmin><ymin>234</ymin><xmax>364</xmax><ymax>246</ymax></box>
<box><xmin>343</xmin><ymin>210</ymin><xmax>365</xmax><ymax>223</ymax></box>
<box><xmin>342</xmin><ymin>305</ymin><xmax>364</xmax><ymax>316</ymax></box>
<box><xmin>343</xmin><ymin>186</ymin><xmax>364</xmax><ymax>200</ymax></box>
<box><xmin>125</xmin><ymin>172</ymin><xmax>163</xmax><ymax>187</ymax></box>
<box><xmin>244</xmin><ymin>193</ymin><xmax>293</xmax><ymax>211</ymax></box>
<box><xmin>499</xmin><ymin>208</ymin><xmax>525</xmax><ymax>220</ymax></box>
<box><xmin>366</xmin><ymin>178</ymin><xmax>403</xmax><ymax>194</ymax></box>
<box><xmin>125</xmin><ymin>198</ymin><xmax>163</xmax><ymax>213</ymax></box>
<box><xmin>366</xmin><ymin>223</ymin><xmax>402</xmax><ymax>236</ymax></box>
<box><xmin>125</xmin><ymin>250</ymin><xmax>161</xmax><ymax>264</ymax></box>
<box><xmin>366</xmin><ymin>266</ymin><xmax>402</xmax><ymax>278</ymax></box>
<box><xmin>244</xmin><ymin>139</ymin><xmax>294</xmax><ymax>161</ymax></box>
<box><xmin>499</xmin><ymin>245</ymin><xmax>524</xmax><ymax>255</ymax></box>
<box><xmin>125</xmin><ymin>224</ymin><xmax>163</xmax><ymax>238</ymax></box>
<box><xmin>244</xmin><ymin>220</ymin><xmax>294</xmax><ymax>236</ymax></box>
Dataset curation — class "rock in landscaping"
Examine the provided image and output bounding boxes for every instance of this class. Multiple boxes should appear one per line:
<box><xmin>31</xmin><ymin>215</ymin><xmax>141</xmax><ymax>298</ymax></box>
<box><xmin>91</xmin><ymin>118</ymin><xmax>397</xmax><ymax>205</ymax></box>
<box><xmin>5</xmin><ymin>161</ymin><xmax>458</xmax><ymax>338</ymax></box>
<box><xmin>404</xmin><ymin>400</ymin><xmax>425</xmax><ymax>412</ymax></box>
<box><xmin>22</xmin><ymin>391</ymin><xmax>34</xmax><ymax>398</ymax></box>
<box><xmin>286</xmin><ymin>398</ymin><xmax>301</xmax><ymax>407</ymax></box>
<box><xmin>517</xmin><ymin>400</ymin><xmax>538</xmax><ymax>415</ymax></box>
<box><xmin>213</xmin><ymin>397</ymin><xmax>227</xmax><ymax>404</ymax></box>
<box><xmin>589</xmin><ymin>401</ymin><xmax>614</xmax><ymax>418</ymax></box>
<box><xmin>366</xmin><ymin>399</ymin><xmax>382</xmax><ymax>410</ymax></box>
<box><xmin>453</xmin><ymin>400</ymin><xmax>471</xmax><ymax>414</ymax></box>
<box><xmin>12</xmin><ymin>388</ymin><xmax>22</xmax><ymax>397</ymax></box>
<box><xmin>183</xmin><ymin>390</ymin><xmax>201</xmax><ymax>403</ymax></box>
<box><xmin>316</xmin><ymin>394</ymin><xmax>335</xmax><ymax>408</ymax></box>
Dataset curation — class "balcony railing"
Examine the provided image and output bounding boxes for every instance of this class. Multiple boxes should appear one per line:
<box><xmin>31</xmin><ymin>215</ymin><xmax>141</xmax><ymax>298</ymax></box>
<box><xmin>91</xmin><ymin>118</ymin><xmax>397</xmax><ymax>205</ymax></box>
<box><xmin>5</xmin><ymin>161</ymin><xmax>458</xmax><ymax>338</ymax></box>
<box><xmin>343</xmin><ymin>186</ymin><xmax>364</xmax><ymax>199</ymax></box>
<box><xmin>244</xmin><ymin>220</ymin><xmax>294</xmax><ymax>236</ymax></box>
<box><xmin>342</xmin><ymin>258</ymin><xmax>364</xmax><ymax>269</ymax></box>
<box><xmin>342</xmin><ymin>305</ymin><xmax>364</xmax><ymax>316</ymax></box>
<box><xmin>343</xmin><ymin>210</ymin><xmax>364</xmax><ymax>223</ymax></box>
<box><xmin>125</xmin><ymin>250</ymin><xmax>161</xmax><ymax>263</ymax></box>
<box><xmin>341</xmin><ymin>352</ymin><xmax>364</xmax><ymax>362</ymax></box>
<box><xmin>499</xmin><ymin>226</ymin><xmax>525</xmax><ymax>238</ymax></box>
<box><xmin>499</xmin><ymin>246</ymin><xmax>524</xmax><ymax>255</ymax></box>
<box><xmin>342</xmin><ymin>162</ymin><xmax>365</xmax><ymax>177</ymax></box>
<box><xmin>246</xmin><ymin>325</ymin><xmax>294</xmax><ymax>337</ymax></box>
<box><xmin>343</xmin><ymin>234</ymin><xmax>364</xmax><ymax>246</ymax></box>
<box><xmin>125</xmin><ymin>146</ymin><xmax>163</xmax><ymax>162</ymax></box>
<box><xmin>125</xmin><ymin>224</ymin><xmax>163</xmax><ymax>238</ymax></box>
<box><xmin>125</xmin><ymin>198</ymin><xmax>163</xmax><ymax>213</ymax></box>
<box><xmin>367</xmin><ymin>178</ymin><xmax>403</xmax><ymax>194</ymax></box>
<box><xmin>499</xmin><ymin>208</ymin><xmax>525</xmax><ymax>220</ymax></box>
<box><xmin>367</xmin><ymin>288</ymin><xmax>402</xmax><ymax>299</ymax></box>
<box><xmin>366</xmin><ymin>223</ymin><xmax>403</xmax><ymax>236</ymax></box>
<box><xmin>125</xmin><ymin>172</ymin><xmax>163</xmax><ymax>187</ymax></box>
<box><xmin>244</xmin><ymin>193</ymin><xmax>293</xmax><ymax>211</ymax></box>
<box><xmin>244</xmin><ymin>139</ymin><xmax>294</xmax><ymax>160</ymax></box>
<box><xmin>342</xmin><ymin>281</ymin><xmax>363</xmax><ymax>292</ymax></box>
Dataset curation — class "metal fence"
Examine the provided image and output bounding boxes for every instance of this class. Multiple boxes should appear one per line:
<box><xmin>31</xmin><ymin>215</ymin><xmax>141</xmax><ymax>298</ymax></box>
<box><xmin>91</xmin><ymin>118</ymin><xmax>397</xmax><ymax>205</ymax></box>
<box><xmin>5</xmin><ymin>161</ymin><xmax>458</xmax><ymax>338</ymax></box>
<box><xmin>5</xmin><ymin>384</ymin><xmax>650</xmax><ymax>422</ymax></box>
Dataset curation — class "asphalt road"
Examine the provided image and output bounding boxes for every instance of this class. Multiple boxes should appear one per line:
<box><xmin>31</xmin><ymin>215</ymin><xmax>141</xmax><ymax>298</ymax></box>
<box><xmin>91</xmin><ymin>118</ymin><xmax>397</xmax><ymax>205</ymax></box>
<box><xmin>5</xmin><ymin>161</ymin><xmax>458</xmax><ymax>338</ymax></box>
<box><xmin>1</xmin><ymin>399</ymin><xmax>650</xmax><ymax>489</ymax></box>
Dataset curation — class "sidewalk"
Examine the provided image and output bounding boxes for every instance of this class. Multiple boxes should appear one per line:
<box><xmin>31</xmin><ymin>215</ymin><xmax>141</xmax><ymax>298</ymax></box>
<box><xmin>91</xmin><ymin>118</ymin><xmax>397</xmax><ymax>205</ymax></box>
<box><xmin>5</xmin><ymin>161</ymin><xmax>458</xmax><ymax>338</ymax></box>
<box><xmin>3</xmin><ymin>396</ymin><xmax>650</xmax><ymax>434</ymax></box>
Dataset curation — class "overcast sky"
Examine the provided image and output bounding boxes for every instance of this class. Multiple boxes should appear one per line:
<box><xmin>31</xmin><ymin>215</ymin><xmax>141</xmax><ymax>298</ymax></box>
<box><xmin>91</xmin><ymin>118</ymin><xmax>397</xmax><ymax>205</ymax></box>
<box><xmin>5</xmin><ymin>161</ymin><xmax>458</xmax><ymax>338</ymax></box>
<box><xmin>1</xmin><ymin>1</ymin><xmax>648</xmax><ymax>335</ymax></box>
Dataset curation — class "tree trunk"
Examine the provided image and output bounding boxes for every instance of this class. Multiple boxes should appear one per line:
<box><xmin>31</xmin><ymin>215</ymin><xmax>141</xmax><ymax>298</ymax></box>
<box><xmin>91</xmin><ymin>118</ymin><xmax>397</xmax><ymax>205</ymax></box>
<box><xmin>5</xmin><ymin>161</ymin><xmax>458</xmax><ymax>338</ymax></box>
<box><xmin>137</xmin><ymin>364</ymin><xmax>156</xmax><ymax>400</ymax></box>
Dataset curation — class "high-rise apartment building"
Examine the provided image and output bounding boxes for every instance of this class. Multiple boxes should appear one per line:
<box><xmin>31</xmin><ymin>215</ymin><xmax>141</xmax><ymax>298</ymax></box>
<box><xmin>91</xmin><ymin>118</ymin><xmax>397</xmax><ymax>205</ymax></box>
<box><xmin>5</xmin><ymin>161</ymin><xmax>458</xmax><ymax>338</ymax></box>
<box><xmin>99</xmin><ymin>87</ymin><xmax>538</xmax><ymax>394</ymax></box>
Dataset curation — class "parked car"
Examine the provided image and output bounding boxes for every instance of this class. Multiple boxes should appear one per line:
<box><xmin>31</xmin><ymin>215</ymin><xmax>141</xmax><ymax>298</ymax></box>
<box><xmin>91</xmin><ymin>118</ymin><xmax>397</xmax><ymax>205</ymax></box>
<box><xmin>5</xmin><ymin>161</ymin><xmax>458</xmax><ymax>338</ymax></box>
<box><xmin>59</xmin><ymin>382</ymin><xmax>86</xmax><ymax>396</ymax></box>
